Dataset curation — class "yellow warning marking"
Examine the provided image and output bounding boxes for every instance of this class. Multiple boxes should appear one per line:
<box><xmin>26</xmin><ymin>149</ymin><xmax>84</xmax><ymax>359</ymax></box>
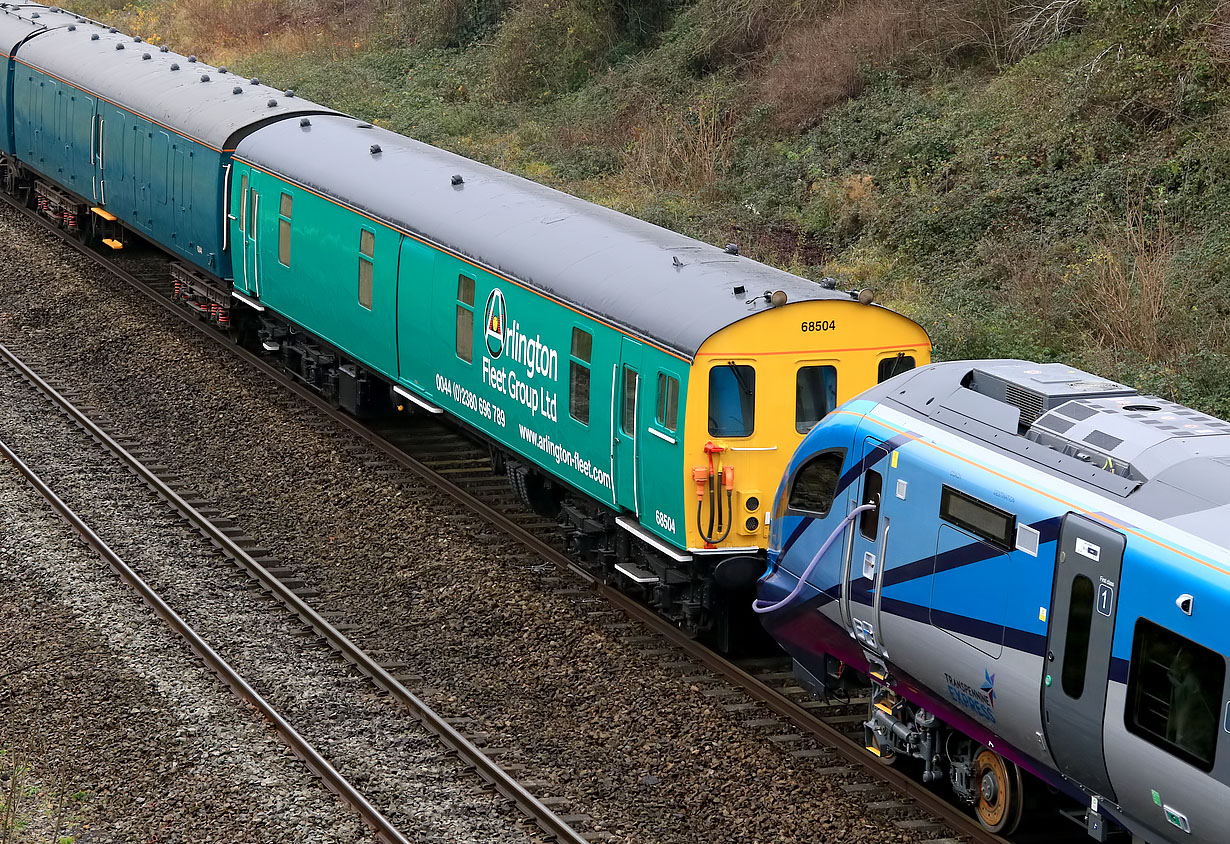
<box><xmin>91</xmin><ymin>206</ymin><xmax>116</xmax><ymax>221</ymax></box>
<box><xmin>891</xmin><ymin>450</ymin><xmax>898</xmax><ymax>469</ymax></box>
<box><xmin>875</xmin><ymin>701</ymin><xmax>894</xmax><ymax>714</ymax></box>
<box><xmin>102</xmin><ymin>238</ymin><xmax>123</xmax><ymax>250</ymax></box>
<box><xmin>865</xmin><ymin>744</ymin><xmax>883</xmax><ymax>757</ymax></box>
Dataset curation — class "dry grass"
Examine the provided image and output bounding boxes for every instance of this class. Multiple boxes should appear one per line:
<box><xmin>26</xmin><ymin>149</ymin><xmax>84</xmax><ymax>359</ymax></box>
<box><xmin>622</xmin><ymin>95</ymin><xmax>737</xmax><ymax>195</ymax></box>
<box><xmin>1067</xmin><ymin>192</ymin><xmax>1186</xmax><ymax>358</ymax></box>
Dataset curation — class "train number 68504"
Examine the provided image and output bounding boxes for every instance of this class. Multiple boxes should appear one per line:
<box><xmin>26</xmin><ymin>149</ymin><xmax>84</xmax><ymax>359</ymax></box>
<box><xmin>801</xmin><ymin>320</ymin><xmax>837</xmax><ymax>332</ymax></box>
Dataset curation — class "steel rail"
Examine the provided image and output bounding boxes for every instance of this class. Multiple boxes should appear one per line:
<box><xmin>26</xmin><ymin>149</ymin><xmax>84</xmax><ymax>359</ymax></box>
<box><xmin>0</xmin><ymin>436</ymin><xmax>413</xmax><ymax>844</ymax></box>
<box><xmin>2</xmin><ymin>196</ymin><xmax>1006</xmax><ymax>844</ymax></box>
<box><xmin>0</xmin><ymin>337</ymin><xmax>590</xmax><ymax>844</ymax></box>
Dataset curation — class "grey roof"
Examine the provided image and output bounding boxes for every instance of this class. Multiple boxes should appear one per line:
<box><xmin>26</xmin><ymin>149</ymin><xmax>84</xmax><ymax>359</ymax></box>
<box><xmin>0</xmin><ymin>4</ymin><xmax>70</xmax><ymax>56</ymax></box>
<box><xmin>873</xmin><ymin>360</ymin><xmax>1230</xmax><ymax>547</ymax></box>
<box><xmin>11</xmin><ymin>5</ymin><xmax>338</xmax><ymax>150</ymax></box>
<box><xmin>235</xmin><ymin>114</ymin><xmax>860</xmax><ymax>360</ymax></box>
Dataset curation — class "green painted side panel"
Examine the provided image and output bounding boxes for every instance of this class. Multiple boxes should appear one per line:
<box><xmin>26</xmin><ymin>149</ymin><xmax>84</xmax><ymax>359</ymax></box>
<box><xmin>227</xmin><ymin>166</ymin><xmax>691</xmax><ymax>549</ymax></box>
<box><xmin>239</xmin><ymin>169</ymin><xmax>399</xmax><ymax>377</ymax></box>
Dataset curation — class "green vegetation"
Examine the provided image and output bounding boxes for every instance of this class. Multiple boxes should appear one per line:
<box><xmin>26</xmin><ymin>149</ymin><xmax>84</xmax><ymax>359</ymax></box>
<box><xmin>71</xmin><ymin>0</ymin><xmax>1230</xmax><ymax>412</ymax></box>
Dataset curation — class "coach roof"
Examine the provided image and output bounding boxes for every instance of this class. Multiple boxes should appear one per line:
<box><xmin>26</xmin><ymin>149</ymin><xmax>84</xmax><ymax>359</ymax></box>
<box><xmin>12</xmin><ymin>6</ymin><xmax>338</xmax><ymax>150</ymax></box>
<box><xmin>235</xmin><ymin>113</ymin><xmax>859</xmax><ymax>361</ymax></box>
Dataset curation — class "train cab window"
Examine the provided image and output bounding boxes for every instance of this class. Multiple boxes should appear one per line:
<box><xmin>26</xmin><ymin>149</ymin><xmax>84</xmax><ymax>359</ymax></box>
<box><xmin>787</xmin><ymin>451</ymin><xmax>844</xmax><ymax>516</ymax></box>
<box><xmin>277</xmin><ymin>192</ymin><xmax>292</xmax><ymax>267</ymax></box>
<box><xmin>456</xmin><ymin>275</ymin><xmax>475</xmax><ymax>363</ymax></box>
<box><xmin>878</xmin><ymin>353</ymin><xmax>916</xmax><ymax>383</ymax></box>
<box><xmin>358</xmin><ymin>229</ymin><xmax>374</xmax><ymax>310</ymax></box>
<box><xmin>1126</xmin><ymin>618</ymin><xmax>1224</xmax><ymax>771</ymax></box>
<box><xmin>569</xmin><ymin>328</ymin><xmax>591</xmax><ymax>425</ymax></box>
<box><xmin>796</xmin><ymin>365</ymin><xmax>837</xmax><ymax>433</ymax></box>
<box><xmin>621</xmin><ymin>367</ymin><xmax>638</xmax><ymax>435</ymax></box>
<box><xmin>939</xmin><ymin>486</ymin><xmax>1015</xmax><ymax>550</ymax></box>
<box><xmin>709</xmin><ymin>363</ymin><xmax>755</xmax><ymax>437</ymax></box>
<box><xmin>860</xmin><ymin>469</ymin><xmax>882</xmax><ymax>540</ymax></box>
<box><xmin>656</xmin><ymin>374</ymin><xmax>679</xmax><ymax>432</ymax></box>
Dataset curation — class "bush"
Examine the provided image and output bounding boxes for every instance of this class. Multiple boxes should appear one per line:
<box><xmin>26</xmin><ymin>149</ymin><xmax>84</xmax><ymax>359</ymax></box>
<box><xmin>488</xmin><ymin>0</ymin><xmax>617</xmax><ymax>98</ymax></box>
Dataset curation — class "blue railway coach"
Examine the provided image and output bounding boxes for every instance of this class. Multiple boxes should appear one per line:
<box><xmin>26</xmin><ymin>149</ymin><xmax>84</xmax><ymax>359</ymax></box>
<box><xmin>757</xmin><ymin>360</ymin><xmax>1230</xmax><ymax>842</ymax></box>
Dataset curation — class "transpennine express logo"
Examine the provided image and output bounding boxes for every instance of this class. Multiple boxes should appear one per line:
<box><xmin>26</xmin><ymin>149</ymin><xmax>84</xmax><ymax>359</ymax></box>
<box><xmin>484</xmin><ymin>288</ymin><xmax>507</xmax><ymax>358</ymax></box>
<box><xmin>982</xmin><ymin>669</ymin><xmax>996</xmax><ymax>708</ymax></box>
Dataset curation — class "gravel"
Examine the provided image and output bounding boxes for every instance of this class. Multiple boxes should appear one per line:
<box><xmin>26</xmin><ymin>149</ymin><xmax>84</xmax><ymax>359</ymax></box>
<box><xmin>0</xmin><ymin>204</ymin><xmax>935</xmax><ymax>843</ymax></box>
<box><xmin>0</xmin><ymin>341</ymin><xmax>551</xmax><ymax>842</ymax></box>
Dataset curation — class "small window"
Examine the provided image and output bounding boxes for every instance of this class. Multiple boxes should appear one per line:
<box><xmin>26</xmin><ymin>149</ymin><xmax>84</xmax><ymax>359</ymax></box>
<box><xmin>796</xmin><ymin>365</ymin><xmax>837</xmax><ymax>433</ymax></box>
<box><xmin>787</xmin><ymin>451</ymin><xmax>844</xmax><ymax>515</ymax></box>
<box><xmin>878</xmin><ymin>354</ymin><xmax>916</xmax><ymax>383</ymax></box>
<box><xmin>277</xmin><ymin>192</ymin><xmax>292</xmax><ymax>267</ymax></box>
<box><xmin>656</xmin><ymin>374</ymin><xmax>679</xmax><ymax>432</ymax></box>
<box><xmin>621</xmin><ymin>367</ymin><xmax>638</xmax><ymax>435</ymax></box>
<box><xmin>357</xmin><ymin>229</ymin><xmax>374</xmax><ymax>310</ymax></box>
<box><xmin>860</xmin><ymin>468</ymin><xmax>883</xmax><ymax>540</ymax></box>
<box><xmin>940</xmin><ymin>486</ymin><xmax>1015</xmax><ymax>549</ymax></box>
<box><xmin>248</xmin><ymin>189</ymin><xmax>257</xmax><ymax>238</ymax></box>
<box><xmin>1126</xmin><ymin>618</ymin><xmax>1224</xmax><ymax>771</ymax></box>
<box><xmin>569</xmin><ymin>327</ymin><xmax>591</xmax><ymax>425</ymax></box>
<box><xmin>456</xmin><ymin>275</ymin><xmax>475</xmax><ymax>363</ymax></box>
<box><xmin>709</xmin><ymin>363</ymin><xmax>755</xmax><ymax>437</ymax></box>
<box><xmin>1061</xmin><ymin>575</ymin><xmax>1095</xmax><ymax>699</ymax></box>
<box><xmin>239</xmin><ymin>174</ymin><xmax>247</xmax><ymax>233</ymax></box>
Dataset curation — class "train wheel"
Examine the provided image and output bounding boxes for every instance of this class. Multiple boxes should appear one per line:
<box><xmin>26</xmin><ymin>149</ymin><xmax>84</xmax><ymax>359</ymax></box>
<box><xmin>973</xmin><ymin>747</ymin><xmax>1024</xmax><ymax>834</ymax></box>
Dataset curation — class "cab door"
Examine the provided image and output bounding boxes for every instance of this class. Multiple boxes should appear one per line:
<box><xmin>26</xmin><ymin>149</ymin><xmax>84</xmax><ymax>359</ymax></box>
<box><xmin>237</xmin><ymin>171</ymin><xmax>261</xmax><ymax>297</ymax></box>
<box><xmin>1041</xmin><ymin>512</ymin><xmax>1123</xmax><ymax>801</ymax></box>
<box><xmin>841</xmin><ymin>437</ymin><xmax>891</xmax><ymax>660</ymax></box>
<box><xmin>613</xmin><ymin>337</ymin><xmax>643</xmax><ymax>514</ymax></box>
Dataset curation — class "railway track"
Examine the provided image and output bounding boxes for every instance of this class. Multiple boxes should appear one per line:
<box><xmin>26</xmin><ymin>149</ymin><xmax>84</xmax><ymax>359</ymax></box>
<box><xmin>0</xmin><ymin>337</ymin><xmax>588</xmax><ymax>844</ymax></box>
<box><xmin>2</xmin><ymin>195</ymin><xmax>1084</xmax><ymax>843</ymax></box>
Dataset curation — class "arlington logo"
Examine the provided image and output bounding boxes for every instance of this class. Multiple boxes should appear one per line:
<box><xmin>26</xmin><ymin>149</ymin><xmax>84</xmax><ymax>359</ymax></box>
<box><xmin>484</xmin><ymin>288</ymin><xmax>507</xmax><ymax>358</ymax></box>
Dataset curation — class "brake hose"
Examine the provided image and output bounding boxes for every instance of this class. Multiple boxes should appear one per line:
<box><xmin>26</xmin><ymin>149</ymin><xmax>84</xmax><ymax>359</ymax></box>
<box><xmin>752</xmin><ymin>503</ymin><xmax>876</xmax><ymax>614</ymax></box>
<box><xmin>696</xmin><ymin>486</ymin><xmax>734</xmax><ymax>545</ymax></box>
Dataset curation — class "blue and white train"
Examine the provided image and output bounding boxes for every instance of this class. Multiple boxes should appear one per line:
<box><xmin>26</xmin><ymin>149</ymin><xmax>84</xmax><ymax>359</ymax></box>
<box><xmin>756</xmin><ymin>360</ymin><xmax>1230</xmax><ymax>842</ymax></box>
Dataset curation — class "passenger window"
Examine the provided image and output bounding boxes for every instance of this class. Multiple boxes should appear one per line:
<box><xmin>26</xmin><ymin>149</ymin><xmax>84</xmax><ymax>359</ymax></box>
<box><xmin>708</xmin><ymin>363</ymin><xmax>755</xmax><ymax>437</ymax></box>
<box><xmin>1061</xmin><ymin>575</ymin><xmax>1094</xmax><ymax>699</ymax></box>
<box><xmin>656</xmin><ymin>374</ymin><xmax>679</xmax><ymax>432</ymax></box>
<box><xmin>796</xmin><ymin>365</ymin><xmax>837</xmax><ymax>433</ymax></box>
<box><xmin>239</xmin><ymin>174</ymin><xmax>247</xmax><ymax>233</ymax></box>
<box><xmin>860</xmin><ymin>469</ymin><xmax>882</xmax><ymax>540</ymax></box>
<box><xmin>569</xmin><ymin>328</ymin><xmax>591</xmax><ymax>425</ymax></box>
<box><xmin>621</xmin><ymin>367</ymin><xmax>638</xmax><ymax>435</ymax></box>
<box><xmin>1126</xmin><ymin>618</ymin><xmax>1224</xmax><ymax>771</ymax></box>
<box><xmin>358</xmin><ymin>229</ymin><xmax>374</xmax><ymax>310</ymax></box>
<box><xmin>456</xmin><ymin>275</ymin><xmax>475</xmax><ymax>363</ymax></box>
<box><xmin>878</xmin><ymin>353</ymin><xmax>916</xmax><ymax>383</ymax></box>
<box><xmin>939</xmin><ymin>486</ymin><xmax>1015</xmax><ymax>549</ymax></box>
<box><xmin>277</xmin><ymin>192</ymin><xmax>292</xmax><ymax>267</ymax></box>
<box><xmin>787</xmin><ymin>451</ymin><xmax>844</xmax><ymax>515</ymax></box>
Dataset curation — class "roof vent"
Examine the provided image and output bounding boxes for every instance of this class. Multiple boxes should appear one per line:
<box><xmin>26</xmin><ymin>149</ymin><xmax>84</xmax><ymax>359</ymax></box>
<box><xmin>200</xmin><ymin>73</ymin><xmax>209</xmax><ymax>82</ymax></box>
<box><xmin>188</xmin><ymin>55</ymin><xmax>197</xmax><ymax>63</ymax></box>
<box><xmin>732</xmin><ymin>285</ymin><xmax>745</xmax><ymax>295</ymax></box>
<box><xmin>160</xmin><ymin>45</ymin><xmax>168</xmax><ymax>52</ymax></box>
<box><xmin>451</xmin><ymin>174</ymin><xmax>464</xmax><ymax>186</ymax></box>
<box><xmin>115</xmin><ymin>42</ymin><xmax>124</xmax><ymax>50</ymax></box>
<box><xmin>30</xmin><ymin>12</ymin><xmax>38</xmax><ymax>17</ymax></box>
<box><xmin>250</xmin><ymin>77</ymin><xmax>259</xmax><ymax>85</ymax></box>
<box><xmin>357</xmin><ymin>122</ymin><xmax>373</xmax><ymax>129</ymax></box>
<box><xmin>67</xmin><ymin>24</ymin><xmax>74</xmax><ymax>30</ymax></box>
<box><xmin>724</xmin><ymin>243</ymin><xmax>739</xmax><ymax>255</ymax></box>
<box><xmin>284</xmin><ymin>89</ymin><xmax>294</xmax><ymax>97</ymax></box>
<box><xmin>142</xmin><ymin>52</ymin><xmax>150</xmax><ymax>60</ymax></box>
<box><xmin>218</xmin><ymin>66</ymin><xmax>228</xmax><ymax>73</ymax></box>
<box><xmin>819</xmin><ymin>277</ymin><xmax>838</xmax><ymax>289</ymax></box>
<box><xmin>968</xmin><ymin>363</ymin><xmax>1136</xmax><ymax>428</ymax></box>
<box><xmin>90</xmin><ymin>33</ymin><xmax>98</xmax><ymax>40</ymax></box>
<box><xmin>232</xmin><ymin>86</ymin><xmax>242</xmax><ymax>94</ymax></box>
<box><xmin>299</xmin><ymin>117</ymin><xmax>311</xmax><ymax>127</ymax></box>
<box><xmin>108</xmin><ymin>26</ymin><xmax>116</xmax><ymax>32</ymax></box>
<box><xmin>170</xmin><ymin>62</ymin><xmax>179</xmax><ymax>70</ymax></box>
<box><xmin>267</xmin><ymin>98</ymin><xmax>277</xmax><ymax>107</ymax></box>
<box><xmin>370</xmin><ymin>144</ymin><xmax>381</xmax><ymax>155</ymax></box>
<box><xmin>133</xmin><ymin>35</ymin><xmax>141</xmax><ymax>42</ymax></box>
